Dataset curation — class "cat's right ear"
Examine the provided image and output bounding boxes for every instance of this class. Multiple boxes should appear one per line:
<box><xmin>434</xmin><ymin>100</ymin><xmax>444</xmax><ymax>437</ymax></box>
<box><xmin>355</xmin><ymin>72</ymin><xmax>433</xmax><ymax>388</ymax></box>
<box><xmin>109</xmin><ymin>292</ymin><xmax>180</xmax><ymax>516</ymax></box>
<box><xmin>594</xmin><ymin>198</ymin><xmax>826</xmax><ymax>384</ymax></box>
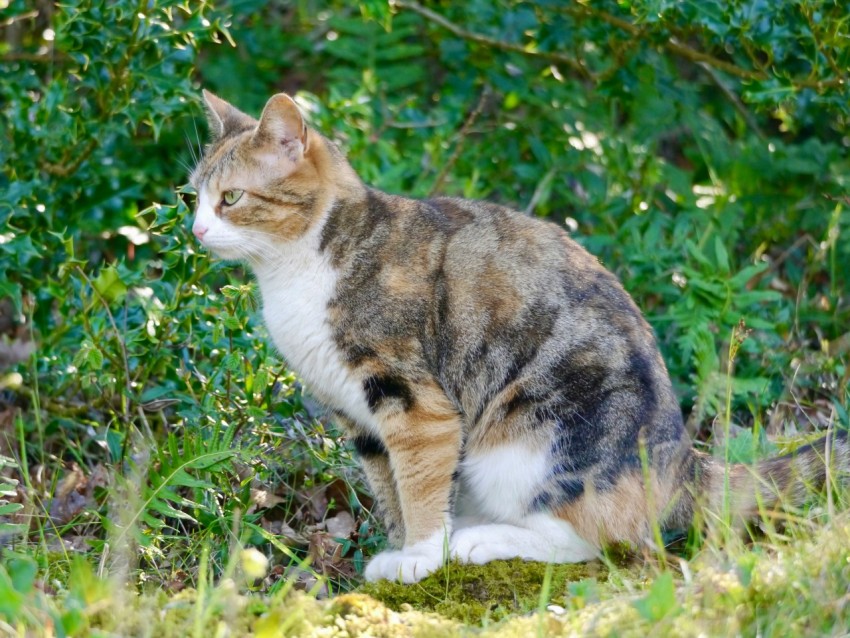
<box><xmin>202</xmin><ymin>89</ymin><xmax>255</xmax><ymax>141</ymax></box>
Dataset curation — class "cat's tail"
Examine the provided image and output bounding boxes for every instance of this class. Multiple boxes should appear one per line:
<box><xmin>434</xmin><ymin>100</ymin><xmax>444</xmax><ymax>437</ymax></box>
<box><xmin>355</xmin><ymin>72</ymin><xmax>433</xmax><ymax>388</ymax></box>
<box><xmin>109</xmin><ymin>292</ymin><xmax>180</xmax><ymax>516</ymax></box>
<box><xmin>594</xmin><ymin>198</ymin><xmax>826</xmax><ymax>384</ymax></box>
<box><xmin>666</xmin><ymin>430</ymin><xmax>850</xmax><ymax>531</ymax></box>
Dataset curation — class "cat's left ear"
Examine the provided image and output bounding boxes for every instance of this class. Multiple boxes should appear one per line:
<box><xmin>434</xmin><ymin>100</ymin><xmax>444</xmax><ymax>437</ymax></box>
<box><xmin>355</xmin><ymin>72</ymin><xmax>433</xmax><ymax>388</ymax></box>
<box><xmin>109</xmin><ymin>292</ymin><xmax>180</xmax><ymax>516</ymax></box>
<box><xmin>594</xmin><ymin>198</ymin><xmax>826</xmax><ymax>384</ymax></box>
<box><xmin>202</xmin><ymin>89</ymin><xmax>255</xmax><ymax>140</ymax></box>
<box><xmin>252</xmin><ymin>93</ymin><xmax>308</xmax><ymax>161</ymax></box>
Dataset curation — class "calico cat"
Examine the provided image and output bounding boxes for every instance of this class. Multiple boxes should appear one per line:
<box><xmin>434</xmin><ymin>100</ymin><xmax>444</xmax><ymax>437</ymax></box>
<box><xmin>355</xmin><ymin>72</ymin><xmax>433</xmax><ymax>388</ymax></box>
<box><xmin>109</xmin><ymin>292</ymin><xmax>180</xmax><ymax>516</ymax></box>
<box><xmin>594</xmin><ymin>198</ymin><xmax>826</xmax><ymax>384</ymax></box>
<box><xmin>191</xmin><ymin>90</ymin><xmax>848</xmax><ymax>583</ymax></box>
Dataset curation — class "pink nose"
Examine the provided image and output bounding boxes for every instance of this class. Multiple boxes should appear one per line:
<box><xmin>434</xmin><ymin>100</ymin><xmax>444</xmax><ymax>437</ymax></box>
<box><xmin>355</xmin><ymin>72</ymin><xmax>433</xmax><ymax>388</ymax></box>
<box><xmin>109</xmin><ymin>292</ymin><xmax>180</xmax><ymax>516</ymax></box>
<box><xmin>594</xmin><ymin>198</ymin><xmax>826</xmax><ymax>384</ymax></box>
<box><xmin>193</xmin><ymin>223</ymin><xmax>208</xmax><ymax>240</ymax></box>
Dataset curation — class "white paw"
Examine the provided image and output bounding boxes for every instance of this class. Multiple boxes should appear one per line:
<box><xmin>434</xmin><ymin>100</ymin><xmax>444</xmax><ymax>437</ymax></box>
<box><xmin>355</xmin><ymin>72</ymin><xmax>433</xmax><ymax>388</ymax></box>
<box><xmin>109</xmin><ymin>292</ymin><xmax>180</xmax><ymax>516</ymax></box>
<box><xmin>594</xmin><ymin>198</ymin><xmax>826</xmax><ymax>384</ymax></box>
<box><xmin>450</xmin><ymin>527</ymin><xmax>504</xmax><ymax>564</ymax></box>
<box><xmin>450</xmin><ymin>520</ymin><xmax>599</xmax><ymax>565</ymax></box>
<box><xmin>364</xmin><ymin>535</ymin><xmax>446</xmax><ymax>583</ymax></box>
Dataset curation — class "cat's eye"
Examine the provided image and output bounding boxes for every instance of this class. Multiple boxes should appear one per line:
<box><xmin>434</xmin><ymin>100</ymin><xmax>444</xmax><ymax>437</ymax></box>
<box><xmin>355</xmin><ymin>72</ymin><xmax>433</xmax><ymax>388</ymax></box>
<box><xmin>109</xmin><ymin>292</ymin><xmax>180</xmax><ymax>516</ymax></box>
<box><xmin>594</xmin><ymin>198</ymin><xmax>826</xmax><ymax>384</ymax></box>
<box><xmin>222</xmin><ymin>189</ymin><xmax>243</xmax><ymax>206</ymax></box>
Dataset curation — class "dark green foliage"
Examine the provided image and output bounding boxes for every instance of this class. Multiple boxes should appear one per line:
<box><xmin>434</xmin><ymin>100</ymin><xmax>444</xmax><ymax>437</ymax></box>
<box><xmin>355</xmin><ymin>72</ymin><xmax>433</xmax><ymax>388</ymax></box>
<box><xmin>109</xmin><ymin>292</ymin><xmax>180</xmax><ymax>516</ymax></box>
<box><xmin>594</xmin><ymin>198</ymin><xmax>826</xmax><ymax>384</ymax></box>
<box><xmin>0</xmin><ymin>0</ymin><xmax>848</xmax><ymax>608</ymax></box>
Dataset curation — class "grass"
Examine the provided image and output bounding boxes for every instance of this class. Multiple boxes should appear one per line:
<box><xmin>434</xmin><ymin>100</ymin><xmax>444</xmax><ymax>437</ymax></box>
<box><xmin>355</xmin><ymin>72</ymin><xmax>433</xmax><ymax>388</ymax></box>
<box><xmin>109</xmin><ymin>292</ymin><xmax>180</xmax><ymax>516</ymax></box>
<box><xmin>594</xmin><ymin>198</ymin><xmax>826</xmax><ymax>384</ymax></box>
<box><xmin>3</xmin><ymin>503</ymin><xmax>850</xmax><ymax>636</ymax></box>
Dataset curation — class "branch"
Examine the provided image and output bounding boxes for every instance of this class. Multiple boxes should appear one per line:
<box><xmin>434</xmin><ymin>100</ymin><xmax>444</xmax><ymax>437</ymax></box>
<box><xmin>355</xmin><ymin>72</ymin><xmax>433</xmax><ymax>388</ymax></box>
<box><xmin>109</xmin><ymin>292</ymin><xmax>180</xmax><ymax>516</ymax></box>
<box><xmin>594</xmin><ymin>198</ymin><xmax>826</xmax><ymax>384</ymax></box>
<box><xmin>572</xmin><ymin>3</ymin><xmax>845</xmax><ymax>91</ymax></box>
<box><xmin>394</xmin><ymin>0</ymin><xmax>847</xmax><ymax>92</ymax></box>
<box><xmin>575</xmin><ymin>5</ymin><xmax>765</xmax><ymax>82</ymax></box>
<box><xmin>391</xmin><ymin>0</ymin><xmax>588</xmax><ymax>77</ymax></box>
<box><xmin>0</xmin><ymin>10</ymin><xmax>39</xmax><ymax>27</ymax></box>
<box><xmin>0</xmin><ymin>52</ymin><xmax>69</xmax><ymax>64</ymax></box>
<box><xmin>699</xmin><ymin>63</ymin><xmax>766</xmax><ymax>140</ymax></box>
<box><xmin>43</xmin><ymin>139</ymin><xmax>98</xmax><ymax>177</ymax></box>
<box><xmin>75</xmin><ymin>265</ymin><xmax>133</xmax><ymax>424</ymax></box>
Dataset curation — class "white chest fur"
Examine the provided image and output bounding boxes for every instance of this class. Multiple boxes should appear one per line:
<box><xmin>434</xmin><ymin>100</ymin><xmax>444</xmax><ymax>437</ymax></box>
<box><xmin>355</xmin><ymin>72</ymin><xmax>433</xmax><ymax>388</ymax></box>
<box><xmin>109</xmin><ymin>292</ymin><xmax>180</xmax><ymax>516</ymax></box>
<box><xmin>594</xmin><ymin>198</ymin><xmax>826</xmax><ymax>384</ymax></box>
<box><xmin>252</xmin><ymin>225</ymin><xmax>377</xmax><ymax>430</ymax></box>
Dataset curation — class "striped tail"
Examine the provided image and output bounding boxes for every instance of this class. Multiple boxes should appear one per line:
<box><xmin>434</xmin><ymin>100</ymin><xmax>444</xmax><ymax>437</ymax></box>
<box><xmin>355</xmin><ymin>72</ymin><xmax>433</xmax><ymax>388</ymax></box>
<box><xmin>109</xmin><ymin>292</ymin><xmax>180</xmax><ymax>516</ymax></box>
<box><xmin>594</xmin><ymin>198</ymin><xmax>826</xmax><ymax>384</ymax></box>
<box><xmin>666</xmin><ymin>430</ymin><xmax>850</xmax><ymax>531</ymax></box>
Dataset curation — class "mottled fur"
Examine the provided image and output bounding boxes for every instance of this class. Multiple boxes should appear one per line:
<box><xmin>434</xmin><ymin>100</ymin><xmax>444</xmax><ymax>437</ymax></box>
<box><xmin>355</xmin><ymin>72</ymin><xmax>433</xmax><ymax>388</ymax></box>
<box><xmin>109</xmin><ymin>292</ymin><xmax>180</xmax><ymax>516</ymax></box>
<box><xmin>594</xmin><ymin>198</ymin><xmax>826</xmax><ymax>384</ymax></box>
<box><xmin>191</xmin><ymin>91</ymin><xmax>849</xmax><ymax>582</ymax></box>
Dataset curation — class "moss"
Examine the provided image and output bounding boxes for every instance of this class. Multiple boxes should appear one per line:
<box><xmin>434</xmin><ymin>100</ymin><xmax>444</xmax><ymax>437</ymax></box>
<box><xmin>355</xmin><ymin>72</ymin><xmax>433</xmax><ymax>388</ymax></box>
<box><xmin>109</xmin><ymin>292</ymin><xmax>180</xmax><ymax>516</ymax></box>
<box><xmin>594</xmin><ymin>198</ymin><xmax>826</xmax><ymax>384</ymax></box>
<box><xmin>358</xmin><ymin>558</ymin><xmax>618</xmax><ymax>623</ymax></box>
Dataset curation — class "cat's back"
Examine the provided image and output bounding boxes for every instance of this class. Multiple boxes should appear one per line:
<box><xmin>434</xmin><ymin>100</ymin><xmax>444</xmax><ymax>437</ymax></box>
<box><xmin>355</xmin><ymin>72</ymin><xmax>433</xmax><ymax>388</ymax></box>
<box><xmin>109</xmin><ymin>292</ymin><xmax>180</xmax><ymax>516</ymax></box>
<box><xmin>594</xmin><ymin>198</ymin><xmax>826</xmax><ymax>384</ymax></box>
<box><xmin>424</xmin><ymin>195</ymin><xmax>651</xmax><ymax>345</ymax></box>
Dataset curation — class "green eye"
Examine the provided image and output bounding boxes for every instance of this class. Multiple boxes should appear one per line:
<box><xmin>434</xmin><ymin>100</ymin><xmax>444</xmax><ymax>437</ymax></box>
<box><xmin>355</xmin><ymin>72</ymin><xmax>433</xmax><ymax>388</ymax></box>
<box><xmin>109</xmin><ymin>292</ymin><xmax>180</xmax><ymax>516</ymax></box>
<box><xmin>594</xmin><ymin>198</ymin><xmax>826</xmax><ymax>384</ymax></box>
<box><xmin>222</xmin><ymin>189</ymin><xmax>243</xmax><ymax>206</ymax></box>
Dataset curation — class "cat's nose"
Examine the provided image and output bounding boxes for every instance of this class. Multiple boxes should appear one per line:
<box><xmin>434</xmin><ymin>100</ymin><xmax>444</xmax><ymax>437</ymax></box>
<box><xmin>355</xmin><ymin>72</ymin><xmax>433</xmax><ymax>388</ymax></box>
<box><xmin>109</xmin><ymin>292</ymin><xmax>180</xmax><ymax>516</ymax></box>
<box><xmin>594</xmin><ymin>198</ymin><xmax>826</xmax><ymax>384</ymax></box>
<box><xmin>193</xmin><ymin>223</ymin><xmax>208</xmax><ymax>240</ymax></box>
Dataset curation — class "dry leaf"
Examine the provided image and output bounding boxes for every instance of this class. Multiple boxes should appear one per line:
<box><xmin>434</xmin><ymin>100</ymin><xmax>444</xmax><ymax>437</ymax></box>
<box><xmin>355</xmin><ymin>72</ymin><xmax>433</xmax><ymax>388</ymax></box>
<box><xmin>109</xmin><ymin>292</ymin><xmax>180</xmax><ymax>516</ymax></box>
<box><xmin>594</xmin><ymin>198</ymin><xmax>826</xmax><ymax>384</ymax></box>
<box><xmin>250</xmin><ymin>488</ymin><xmax>285</xmax><ymax>509</ymax></box>
<box><xmin>48</xmin><ymin>463</ymin><xmax>109</xmax><ymax>525</ymax></box>
<box><xmin>325</xmin><ymin>510</ymin><xmax>355</xmax><ymax>539</ymax></box>
<box><xmin>309</xmin><ymin>530</ymin><xmax>357</xmax><ymax>581</ymax></box>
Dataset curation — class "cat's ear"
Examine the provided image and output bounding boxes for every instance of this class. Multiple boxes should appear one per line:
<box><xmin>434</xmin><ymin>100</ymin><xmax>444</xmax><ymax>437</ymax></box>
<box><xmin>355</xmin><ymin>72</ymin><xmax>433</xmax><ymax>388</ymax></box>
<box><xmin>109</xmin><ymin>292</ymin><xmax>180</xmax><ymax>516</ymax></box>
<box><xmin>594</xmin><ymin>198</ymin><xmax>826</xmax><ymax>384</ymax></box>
<box><xmin>252</xmin><ymin>93</ymin><xmax>308</xmax><ymax>161</ymax></box>
<box><xmin>202</xmin><ymin>89</ymin><xmax>255</xmax><ymax>140</ymax></box>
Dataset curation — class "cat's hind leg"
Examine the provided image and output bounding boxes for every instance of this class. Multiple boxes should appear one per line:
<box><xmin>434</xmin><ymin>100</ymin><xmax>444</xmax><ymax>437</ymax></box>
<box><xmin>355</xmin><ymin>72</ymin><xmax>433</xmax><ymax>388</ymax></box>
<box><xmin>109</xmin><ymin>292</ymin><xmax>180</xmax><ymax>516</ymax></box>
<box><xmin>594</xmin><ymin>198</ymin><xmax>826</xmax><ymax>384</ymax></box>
<box><xmin>449</xmin><ymin>513</ymin><xmax>598</xmax><ymax>565</ymax></box>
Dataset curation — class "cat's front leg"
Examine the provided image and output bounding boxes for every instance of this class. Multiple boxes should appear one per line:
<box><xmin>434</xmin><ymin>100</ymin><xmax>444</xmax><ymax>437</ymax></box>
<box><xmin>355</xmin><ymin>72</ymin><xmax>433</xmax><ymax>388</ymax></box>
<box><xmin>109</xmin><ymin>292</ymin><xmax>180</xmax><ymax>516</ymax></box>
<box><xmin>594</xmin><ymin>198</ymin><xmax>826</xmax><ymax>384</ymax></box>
<box><xmin>333</xmin><ymin>413</ymin><xmax>406</xmax><ymax>547</ymax></box>
<box><xmin>362</xmin><ymin>379</ymin><xmax>462</xmax><ymax>583</ymax></box>
<box><xmin>352</xmin><ymin>434</ymin><xmax>406</xmax><ymax>548</ymax></box>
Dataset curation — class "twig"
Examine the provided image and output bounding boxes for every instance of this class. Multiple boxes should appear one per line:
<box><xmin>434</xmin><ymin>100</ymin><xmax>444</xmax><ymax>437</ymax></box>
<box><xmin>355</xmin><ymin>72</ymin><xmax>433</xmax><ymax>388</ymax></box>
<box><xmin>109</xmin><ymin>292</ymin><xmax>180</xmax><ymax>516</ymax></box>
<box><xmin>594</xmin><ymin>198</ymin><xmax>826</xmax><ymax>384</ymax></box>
<box><xmin>747</xmin><ymin>233</ymin><xmax>815</xmax><ymax>290</ymax></box>
<box><xmin>17</xmin><ymin>387</ymin><xmax>92</xmax><ymax>417</ymax></box>
<box><xmin>699</xmin><ymin>63</ymin><xmax>766</xmax><ymax>140</ymax></box>
<box><xmin>825</xmin><ymin>410</ymin><xmax>834</xmax><ymax>520</ymax></box>
<box><xmin>0</xmin><ymin>52</ymin><xmax>69</xmax><ymax>63</ymax></box>
<box><xmin>801</xmin><ymin>6</ymin><xmax>843</xmax><ymax>81</ymax></box>
<box><xmin>386</xmin><ymin>118</ymin><xmax>447</xmax><ymax>129</ymax></box>
<box><xmin>570</xmin><ymin>3</ymin><xmax>844</xmax><ymax>91</ymax></box>
<box><xmin>577</xmin><ymin>5</ymin><xmax>765</xmax><ymax>82</ymax></box>
<box><xmin>429</xmin><ymin>86</ymin><xmax>490</xmax><ymax>196</ymax></box>
<box><xmin>0</xmin><ymin>10</ymin><xmax>39</xmax><ymax>27</ymax></box>
<box><xmin>43</xmin><ymin>139</ymin><xmax>98</xmax><ymax>177</ymax></box>
<box><xmin>524</xmin><ymin>167</ymin><xmax>557</xmax><ymax>215</ymax></box>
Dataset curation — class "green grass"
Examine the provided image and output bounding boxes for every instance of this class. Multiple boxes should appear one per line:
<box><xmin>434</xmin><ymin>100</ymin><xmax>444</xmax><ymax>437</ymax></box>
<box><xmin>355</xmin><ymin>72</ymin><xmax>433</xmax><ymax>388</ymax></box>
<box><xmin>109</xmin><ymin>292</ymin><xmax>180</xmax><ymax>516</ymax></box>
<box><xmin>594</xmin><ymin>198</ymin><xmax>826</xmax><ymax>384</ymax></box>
<box><xmin>3</xmin><ymin>506</ymin><xmax>850</xmax><ymax>636</ymax></box>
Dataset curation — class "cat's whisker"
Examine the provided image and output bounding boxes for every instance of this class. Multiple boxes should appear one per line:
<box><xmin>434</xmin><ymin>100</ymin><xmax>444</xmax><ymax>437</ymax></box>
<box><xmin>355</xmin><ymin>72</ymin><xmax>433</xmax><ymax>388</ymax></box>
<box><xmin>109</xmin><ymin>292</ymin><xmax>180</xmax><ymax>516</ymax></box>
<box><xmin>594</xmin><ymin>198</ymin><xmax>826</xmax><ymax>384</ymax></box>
<box><xmin>237</xmin><ymin>236</ymin><xmax>280</xmax><ymax>256</ymax></box>
<box><xmin>192</xmin><ymin>117</ymin><xmax>204</xmax><ymax>165</ymax></box>
<box><xmin>184</xmin><ymin>131</ymin><xmax>199</xmax><ymax>167</ymax></box>
<box><xmin>178</xmin><ymin>157</ymin><xmax>194</xmax><ymax>176</ymax></box>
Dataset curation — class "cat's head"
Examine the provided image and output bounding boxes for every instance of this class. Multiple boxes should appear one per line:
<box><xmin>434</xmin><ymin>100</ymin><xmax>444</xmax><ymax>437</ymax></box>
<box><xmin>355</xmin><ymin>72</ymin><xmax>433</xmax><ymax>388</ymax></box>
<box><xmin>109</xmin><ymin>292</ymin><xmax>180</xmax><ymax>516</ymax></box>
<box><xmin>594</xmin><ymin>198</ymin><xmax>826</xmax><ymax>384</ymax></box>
<box><xmin>190</xmin><ymin>91</ymin><xmax>330</xmax><ymax>262</ymax></box>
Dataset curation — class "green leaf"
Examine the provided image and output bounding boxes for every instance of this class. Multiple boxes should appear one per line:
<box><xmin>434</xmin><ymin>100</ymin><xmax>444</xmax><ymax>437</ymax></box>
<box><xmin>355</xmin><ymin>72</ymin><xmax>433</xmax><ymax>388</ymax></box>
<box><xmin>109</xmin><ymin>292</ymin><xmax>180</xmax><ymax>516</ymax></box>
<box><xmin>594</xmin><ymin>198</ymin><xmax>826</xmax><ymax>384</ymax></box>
<box><xmin>7</xmin><ymin>556</ymin><xmax>37</xmax><ymax>594</ymax></box>
<box><xmin>633</xmin><ymin>572</ymin><xmax>679</xmax><ymax>621</ymax></box>
<box><xmin>0</xmin><ymin>522</ymin><xmax>28</xmax><ymax>536</ymax></box>
<box><xmin>149</xmin><ymin>498</ymin><xmax>198</xmax><ymax>523</ymax></box>
<box><xmin>0</xmin><ymin>502</ymin><xmax>23</xmax><ymax>516</ymax></box>
<box><xmin>685</xmin><ymin>240</ymin><xmax>713</xmax><ymax>269</ymax></box>
<box><xmin>224</xmin><ymin>352</ymin><xmax>242</xmax><ymax>372</ymax></box>
<box><xmin>184</xmin><ymin>451</ymin><xmax>235</xmax><ymax>471</ymax></box>
<box><xmin>714</xmin><ymin>236</ymin><xmax>730</xmax><ymax>273</ymax></box>
<box><xmin>169</xmin><ymin>468</ymin><xmax>215</xmax><ymax>490</ymax></box>
<box><xmin>87</xmin><ymin>344</ymin><xmax>104</xmax><ymax>370</ymax></box>
<box><xmin>223</xmin><ymin>316</ymin><xmax>242</xmax><ymax>330</ymax></box>
<box><xmin>92</xmin><ymin>265</ymin><xmax>128</xmax><ymax>305</ymax></box>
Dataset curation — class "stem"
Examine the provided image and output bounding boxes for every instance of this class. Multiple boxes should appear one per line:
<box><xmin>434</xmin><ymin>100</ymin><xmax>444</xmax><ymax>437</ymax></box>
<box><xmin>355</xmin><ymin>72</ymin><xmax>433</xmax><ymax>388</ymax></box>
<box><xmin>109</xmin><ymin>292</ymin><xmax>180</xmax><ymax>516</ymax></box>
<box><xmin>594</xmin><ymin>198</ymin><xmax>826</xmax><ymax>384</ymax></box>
<box><xmin>75</xmin><ymin>266</ymin><xmax>133</xmax><ymax>423</ymax></box>
<box><xmin>429</xmin><ymin>86</ymin><xmax>490</xmax><ymax>196</ymax></box>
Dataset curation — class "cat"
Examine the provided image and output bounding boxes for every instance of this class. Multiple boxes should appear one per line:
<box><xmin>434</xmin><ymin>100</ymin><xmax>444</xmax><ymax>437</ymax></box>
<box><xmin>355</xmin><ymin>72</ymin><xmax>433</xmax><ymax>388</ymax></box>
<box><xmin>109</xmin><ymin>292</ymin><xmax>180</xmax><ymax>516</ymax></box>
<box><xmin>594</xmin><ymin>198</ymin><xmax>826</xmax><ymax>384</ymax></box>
<box><xmin>191</xmin><ymin>90</ymin><xmax>848</xmax><ymax>583</ymax></box>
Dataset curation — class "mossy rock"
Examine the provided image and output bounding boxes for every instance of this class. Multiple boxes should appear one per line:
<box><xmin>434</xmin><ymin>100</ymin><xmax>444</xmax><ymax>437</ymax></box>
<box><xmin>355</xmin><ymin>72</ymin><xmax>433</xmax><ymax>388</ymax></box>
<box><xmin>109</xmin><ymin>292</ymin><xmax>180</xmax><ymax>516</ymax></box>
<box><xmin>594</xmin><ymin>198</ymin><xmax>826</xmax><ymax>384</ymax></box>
<box><xmin>358</xmin><ymin>558</ymin><xmax>621</xmax><ymax>623</ymax></box>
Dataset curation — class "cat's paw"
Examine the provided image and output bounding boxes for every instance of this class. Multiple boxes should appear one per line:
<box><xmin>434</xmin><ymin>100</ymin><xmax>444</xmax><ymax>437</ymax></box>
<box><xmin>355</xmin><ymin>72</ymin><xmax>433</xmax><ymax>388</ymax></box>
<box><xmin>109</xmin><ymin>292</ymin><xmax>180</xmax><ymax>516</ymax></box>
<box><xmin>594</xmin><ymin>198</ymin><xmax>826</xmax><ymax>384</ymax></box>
<box><xmin>450</xmin><ymin>521</ymin><xmax>598</xmax><ymax>565</ymax></box>
<box><xmin>449</xmin><ymin>526</ymin><xmax>505</xmax><ymax>564</ymax></box>
<box><xmin>363</xmin><ymin>535</ymin><xmax>446</xmax><ymax>583</ymax></box>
